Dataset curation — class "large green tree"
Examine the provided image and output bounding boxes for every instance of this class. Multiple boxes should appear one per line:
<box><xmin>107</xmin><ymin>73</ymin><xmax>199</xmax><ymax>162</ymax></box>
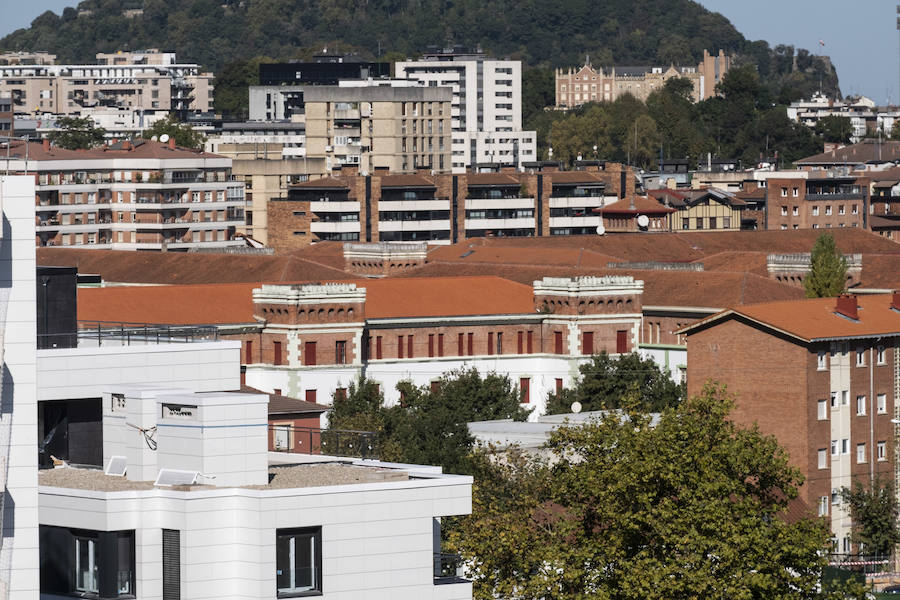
<box><xmin>143</xmin><ymin>114</ymin><xmax>206</xmax><ymax>149</ymax></box>
<box><xmin>451</xmin><ymin>383</ymin><xmax>865</xmax><ymax>600</ymax></box>
<box><xmin>328</xmin><ymin>369</ymin><xmax>530</xmax><ymax>473</ymax></box>
<box><xmin>47</xmin><ymin>116</ymin><xmax>106</xmax><ymax>150</ymax></box>
<box><xmin>546</xmin><ymin>352</ymin><xmax>684</xmax><ymax>415</ymax></box>
<box><xmin>804</xmin><ymin>233</ymin><xmax>848</xmax><ymax>298</ymax></box>
<box><xmin>841</xmin><ymin>476</ymin><xmax>900</xmax><ymax>556</ymax></box>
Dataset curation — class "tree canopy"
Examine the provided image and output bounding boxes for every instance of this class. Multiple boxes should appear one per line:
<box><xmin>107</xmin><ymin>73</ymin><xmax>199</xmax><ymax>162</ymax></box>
<box><xmin>546</xmin><ymin>351</ymin><xmax>684</xmax><ymax>415</ymax></box>
<box><xmin>841</xmin><ymin>476</ymin><xmax>900</xmax><ymax>556</ymax></box>
<box><xmin>804</xmin><ymin>233</ymin><xmax>848</xmax><ymax>298</ymax></box>
<box><xmin>451</xmin><ymin>383</ymin><xmax>863</xmax><ymax>600</ymax></box>
<box><xmin>47</xmin><ymin>116</ymin><xmax>106</xmax><ymax>150</ymax></box>
<box><xmin>328</xmin><ymin>369</ymin><xmax>530</xmax><ymax>474</ymax></box>
<box><xmin>143</xmin><ymin>114</ymin><xmax>206</xmax><ymax>149</ymax></box>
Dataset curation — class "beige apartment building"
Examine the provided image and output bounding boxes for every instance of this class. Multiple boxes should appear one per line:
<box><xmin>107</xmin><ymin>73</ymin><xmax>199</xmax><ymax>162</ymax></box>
<box><xmin>0</xmin><ymin>49</ymin><xmax>213</xmax><ymax>116</ymax></box>
<box><xmin>302</xmin><ymin>86</ymin><xmax>453</xmax><ymax>174</ymax></box>
<box><xmin>555</xmin><ymin>49</ymin><xmax>731</xmax><ymax>108</ymax></box>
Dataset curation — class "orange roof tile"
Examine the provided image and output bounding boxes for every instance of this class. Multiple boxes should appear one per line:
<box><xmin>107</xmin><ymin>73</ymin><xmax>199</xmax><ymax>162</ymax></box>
<box><xmin>6</xmin><ymin>139</ymin><xmax>222</xmax><ymax>161</ymax></box>
<box><xmin>598</xmin><ymin>195</ymin><xmax>676</xmax><ymax>214</ymax></box>
<box><xmin>683</xmin><ymin>294</ymin><xmax>900</xmax><ymax>341</ymax></box>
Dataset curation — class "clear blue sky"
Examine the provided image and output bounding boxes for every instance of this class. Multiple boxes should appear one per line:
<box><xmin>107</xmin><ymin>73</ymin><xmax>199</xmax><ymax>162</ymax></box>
<box><xmin>1</xmin><ymin>0</ymin><xmax>896</xmax><ymax>103</ymax></box>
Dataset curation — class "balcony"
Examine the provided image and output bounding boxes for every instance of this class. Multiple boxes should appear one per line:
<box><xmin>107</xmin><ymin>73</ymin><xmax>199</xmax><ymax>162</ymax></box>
<box><xmin>378</xmin><ymin>199</ymin><xmax>449</xmax><ymax>211</ymax></box>
<box><xmin>379</xmin><ymin>219</ymin><xmax>451</xmax><ymax>232</ymax></box>
<box><xmin>44</xmin><ymin>321</ymin><xmax>221</xmax><ymax>349</ymax></box>
<box><xmin>310</xmin><ymin>221</ymin><xmax>361</xmax><ymax>234</ymax></box>
<box><xmin>465</xmin><ymin>217</ymin><xmax>535</xmax><ymax>230</ymax></box>
<box><xmin>465</xmin><ymin>197</ymin><xmax>534</xmax><ymax>210</ymax></box>
<box><xmin>549</xmin><ymin>215</ymin><xmax>602</xmax><ymax>228</ymax></box>
<box><xmin>310</xmin><ymin>201</ymin><xmax>361</xmax><ymax>213</ymax></box>
<box><xmin>805</xmin><ymin>192</ymin><xmax>865</xmax><ymax>201</ymax></box>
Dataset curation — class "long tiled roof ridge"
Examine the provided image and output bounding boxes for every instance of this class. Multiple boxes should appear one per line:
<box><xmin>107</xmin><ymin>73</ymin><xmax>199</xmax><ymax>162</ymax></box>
<box><xmin>5</xmin><ymin>139</ymin><xmax>222</xmax><ymax>161</ymax></box>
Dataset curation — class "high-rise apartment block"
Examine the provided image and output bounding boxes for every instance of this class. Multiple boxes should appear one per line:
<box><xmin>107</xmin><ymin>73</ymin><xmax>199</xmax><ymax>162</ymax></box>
<box><xmin>395</xmin><ymin>47</ymin><xmax>537</xmax><ymax>172</ymax></box>
<box><xmin>0</xmin><ymin>49</ymin><xmax>214</xmax><ymax>117</ymax></box>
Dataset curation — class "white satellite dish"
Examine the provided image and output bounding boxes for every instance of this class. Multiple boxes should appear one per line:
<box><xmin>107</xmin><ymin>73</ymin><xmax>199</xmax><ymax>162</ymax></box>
<box><xmin>596</xmin><ymin>224</ymin><xmax>606</xmax><ymax>236</ymax></box>
<box><xmin>150</xmin><ymin>135</ymin><xmax>158</xmax><ymax>141</ymax></box>
<box><xmin>636</xmin><ymin>214</ymin><xmax>650</xmax><ymax>228</ymax></box>
<box><xmin>571</xmin><ymin>401</ymin><xmax>583</xmax><ymax>414</ymax></box>
<box><xmin>159</xmin><ymin>134</ymin><xmax>170</xmax><ymax>143</ymax></box>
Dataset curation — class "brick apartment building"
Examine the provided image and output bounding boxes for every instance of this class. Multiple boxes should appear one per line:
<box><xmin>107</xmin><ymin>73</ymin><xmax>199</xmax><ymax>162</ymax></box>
<box><xmin>0</xmin><ymin>138</ymin><xmax>245</xmax><ymax>250</ymax></box>
<box><xmin>267</xmin><ymin>162</ymin><xmax>640</xmax><ymax>249</ymax></box>
<box><xmin>765</xmin><ymin>174</ymin><xmax>869</xmax><ymax>231</ymax></box>
<box><xmin>682</xmin><ymin>293</ymin><xmax>900</xmax><ymax>552</ymax></box>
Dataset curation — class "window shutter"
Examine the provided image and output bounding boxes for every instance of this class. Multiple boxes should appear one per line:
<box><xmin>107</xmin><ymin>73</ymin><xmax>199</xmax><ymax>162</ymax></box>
<box><xmin>162</xmin><ymin>529</ymin><xmax>181</xmax><ymax>600</ymax></box>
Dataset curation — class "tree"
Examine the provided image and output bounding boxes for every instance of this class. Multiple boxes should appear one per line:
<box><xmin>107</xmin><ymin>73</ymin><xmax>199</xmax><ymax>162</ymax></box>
<box><xmin>546</xmin><ymin>352</ymin><xmax>684</xmax><ymax>415</ymax></box>
<box><xmin>327</xmin><ymin>369</ymin><xmax>530</xmax><ymax>473</ymax></box>
<box><xmin>804</xmin><ymin>233</ymin><xmax>848</xmax><ymax>298</ymax></box>
<box><xmin>143</xmin><ymin>115</ymin><xmax>205</xmax><ymax>149</ymax></box>
<box><xmin>47</xmin><ymin>116</ymin><xmax>106</xmax><ymax>150</ymax></box>
<box><xmin>451</xmin><ymin>383</ymin><xmax>860</xmax><ymax>600</ymax></box>
<box><xmin>841</xmin><ymin>476</ymin><xmax>900</xmax><ymax>556</ymax></box>
<box><xmin>815</xmin><ymin>116</ymin><xmax>853</xmax><ymax>144</ymax></box>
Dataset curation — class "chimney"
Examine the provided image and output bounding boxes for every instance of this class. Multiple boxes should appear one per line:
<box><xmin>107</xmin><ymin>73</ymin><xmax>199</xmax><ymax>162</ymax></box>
<box><xmin>42</xmin><ymin>138</ymin><xmax>50</xmax><ymax>151</ymax></box>
<box><xmin>168</xmin><ymin>137</ymin><xmax>176</xmax><ymax>150</ymax></box>
<box><xmin>835</xmin><ymin>294</ymin><xmax>859</xmax><ymax>320</ymax></box>
<box><xmin>892</xmin><ymin>290</ymin><xmax>900</xmax><ymax>311</ymax></box>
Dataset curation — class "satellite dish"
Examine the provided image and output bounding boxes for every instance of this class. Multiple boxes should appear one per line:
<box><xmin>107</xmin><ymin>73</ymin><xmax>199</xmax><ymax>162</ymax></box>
<box><xmin>159</xmin><ymin>134</ymin><xmax>170</xmax><ymax>143</ymax></box>
<box><xmin>636</xmin><ymin>214</ymin><xmax>650</xmax><ymax>228</ymax></box>
<box><xmin>571</xmin><ymin>401</ymin><xmax>583</xmax><ymax>414</ymax></box>
<box><xmin>596</xmin><ymin>224</ymin><xmax>606</xmax><ymax>236</ymax></box>
<box><xmin>150</xmin><ymin>135</ymin><xmax>158</xmax><ymax>141</ymax></box>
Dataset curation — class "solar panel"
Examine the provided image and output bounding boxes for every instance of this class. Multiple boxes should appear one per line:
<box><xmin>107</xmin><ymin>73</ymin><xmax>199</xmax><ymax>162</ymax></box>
<box><xmin>104</xmin><ymin>455</ymin><xmax>127</xmax><ymax>477</ymax></box>
<box><xmin>154</xmin><ymin>469</ymin><xmax>199</xmax><ymax>487</ymax></box>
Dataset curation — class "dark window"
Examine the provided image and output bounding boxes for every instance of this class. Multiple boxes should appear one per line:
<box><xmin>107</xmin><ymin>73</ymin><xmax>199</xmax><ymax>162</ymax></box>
<box><xmin>376</xmin><ymin>336</ymin><xmax>383</xmax><ymax>360</ymax></box>
<box><xmin>616</xmin><ymin>330</ymin><xmax>628</xmax><ymax>353</ymax></box>
<box><xmin>428</xmin><ymin>334</ymin><xmax>435</xmax><ymax>357</ymax></box>
<box><xmin>488</xmin><ymin>332</ymin><xmax>494</xmax><ymax>355</ymax></box>
<box><xmin>467</xmin><ymin>332</ymin><xmax>474</xmax><ymax>356</ymax></box>
<box><xmin>407</xmin><ymin>335</ymin><xmax>414</xmax><ymax>359</ymax></box>
<box><xmin>274</xmin><ymin>341</ymin><xmax>284</xmax><ymax>366</ymax></box>
<box><xmin>496</xmin><ymin>332</ymin><xmax>503</xmax><ymax>354</ymax></box>
<box><xmin>709</xmin><ymin>217</ymin><xmax>717</xmax><ymax>230</ymax></box>
<box><xmin>398</xmin><ymin>335</ymin><xmax>404</xmax><ymax>359</ymax></box>
<box><xmin>555</xmin><ymin>378</ymin><xmax>563</xmax><ymax>393</ymax></box>
<box><xmin>245</xmin><ymin>340</ymin><xmax>254</xmax><ymax>364</ymax></box>
<box><xmin>305</xmin><ymin>390</ymin><xmax>317</xmax><ymax>403</ymax></box>
<box><xmin>519</xmin><ymin>378</ymin><xmax>530</xmax><ymax>404</ymax></box>
<box><xmin>554</xmin><ymin>331</ymin><xmax>564</xmax><ymax>354</ymax></box>
<box><xmin>517</xmin><ymin>331</ymin><xmax>524</xmax><ymax>354</ymax></box>
<box><xmin>458</xmin><ymin>333</ymin><xmax>464</xmax><ymax>355</ymax></box>
<box><xmin>527</xmin><ymin>331</ymin><xmax>533</xmax><ymax>353</ymax></box>
<box><xmin>438</xmin><ymin>333</ymin><xmax>444</xmax><ymax>357</ymax></box>
<box><xmin>431</xmin><ymin>381</ymin><xmax>441</xmax><ymax>394</ymax></box>
<box><xmin>40</xmin><ymin>526</ymin><xmax>135</xmax><ymax>599</ymax></box>
<box><xmin>335</xmin><ymin>388</ymin><xmax>346</xmax><ymax>400</ymax></box>
<box><xmin>276</xmin><ymin>527</ymin><xmax>322</xmax><ymax>597</ymax></box>
<box><xmin>335</xmin><ymin>341</ymin><xmax>346</xmax><ymax>365</ymax></box>
<box><xmin>162</xmin><ymin>529</ymin><xmax>180</xmax><ymax>600</ymax></box>
<box><xmin>582</xmin><ymin>331</ymin><xmax>593</xmax><ymax>355</ymax></box>
<box><xmin>303</xmin><ymin>341</ymin><xmax>316</xmax><ymax>366</ymax></box>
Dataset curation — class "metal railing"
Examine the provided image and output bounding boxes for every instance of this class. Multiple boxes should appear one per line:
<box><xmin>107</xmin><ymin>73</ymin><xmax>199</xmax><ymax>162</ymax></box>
<box><xmin>827</xmin><ymin>553</ymin><xmax>892</xmax><ymax>575</ymax></box>
<box><xmin>38</xmin><ymin>321</ymin><xmax>221</xmax><ymax>348</ymax></box>
<box><xmin>433</xmin><ymin>553</ymin><xmax>467</xmax><ymax>584</ymax></box>
<box><xmin>270</xmin><ymin>425</ymin><xmax>378</xmax><ymax>459</ymax></box>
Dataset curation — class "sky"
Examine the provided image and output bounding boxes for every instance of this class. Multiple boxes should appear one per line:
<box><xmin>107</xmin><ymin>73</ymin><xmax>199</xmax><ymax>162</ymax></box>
<box><xmin>0</xmin><ymin>0</ymin><xmax>896</xmax><ymax>103</ymax></box>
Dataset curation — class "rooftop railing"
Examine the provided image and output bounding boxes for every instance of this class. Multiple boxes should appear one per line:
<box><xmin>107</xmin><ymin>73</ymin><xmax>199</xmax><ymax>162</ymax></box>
<box><xmin>269</xmin><ymin>425</ymin><xmax>378</xmax><ymax>460</ymax></box>
<box><xmin>38</xmin><ymin>321</ymin><xmax>221</xmax><ymax>349</ymax></box>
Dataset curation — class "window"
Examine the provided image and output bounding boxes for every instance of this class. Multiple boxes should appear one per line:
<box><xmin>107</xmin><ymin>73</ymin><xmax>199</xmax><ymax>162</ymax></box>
<box><xmin>616</xmin><ymin>330</ymin><xmax>628</xmax><ymax>353</ymax></box>
<box><xmin>709</xmin><ymin>217</ymin><xmax>717</xmax><ymax>229</ymax></box>
<box><xmin>335</xmin><ymin>341</ymin><xmax>346</xmax><ymax>365</ymax></box>
<box><xmin>582</xmin><ymin>331</ymin><xmax>593</xmax><ymax>355</ymax></box>
<box><xmin>812</xmin><ymin>206</ymin><xmax>819</xmax><ymax>216</ymax></box>
<box><xmin>877</xmin><ymin>346</ymin><xmax>885</xmax><ymax>365</ymax></box>
<box><xmin>428</xmin><ymin>334</ymin><xmax>435</xmax><ymax>357</ymax></box>
<box><xmin>519</xmin><ymin>377</ymin><xmax>530</xmax><ymax>404</ymax></box>
<box><xmin>555</xmin><ymin>378</ymin><xmax>563</xmax><ymax>394</ymax></box>
<box><xmin>781</xmin><ymin>187</ymin><xmax>787</xmax><ymax>198</ymax></box>
<box><xmin>842</xmin><ymin>390</ymin><xmax>849</xmax><ymax>406</ymax></box>
<box><xmin>682</xmin><ymin>217</ymin><xmax>689</xmax><ymax>229</ymax></box>
<box><xmin>831</xmin><ymin>439</ymin><xmax>838</xmax><ymax>456</ymax></box>
<box><xmin>792</xmin><ymin>206</ymin><xmax>799</xmax><ymax>216</ymax></box>
<box><xmin>274</xmin><ymin>341</ymin><xmax>284</xmax><ymax>366</ymax></box>
<box><xmin>376</xmin><ymin>336</ymin><xmax>383</xmax><ymax>360</ymax></box>
<box><xmin>246</xmin><ymin>340</ymin><xmax>254</xmax><ymax>364</ymax></box>
<box><xmin>496</xmin><ymin>332</ymin><xmax>503</xmax><ymax>354</ymax></box>
<box><xmin>826</xmin><ymin>205</ymin><xmax>832</xmax><ymax>215</ymax></box>
<box><xmin>467</xmin><ymin>333</ymin><xmax>474</xmax><ymax>356</ymax></box>
<box><xmin>878</xmin><ymin>393</ymin><xmax>887</xmax><ymax>414</ymax></box>
<box><xmin>878</xmin><ymin>441</ymin><xmax>887</xmax><ymax>461</ymax></box>
<box><xmin>818</xmin><ymin>399</ymin><xmax>828</xmax><ymax>420</ymax></box>
<box><xmin>488</xmin><ymin>332</ymin><xmax>494</xmax><ymax>355</ymax></box>
<box><xmin>818</xmin><ymin>448</ymin><xmax>828</xmax><ymax>469</ymax></box>
<box><xmin>857</xmin><ymin>395</ymin><xmax>866</xmax><ymax>416</ymax></box>
<box><xmin>695</xmin><ymin>217</ymin><xmax>703</xmax><ymax>230</ymax></box>
<box><xmin>818</xmin><ymin>495</ymin><xmax>828</xmax><ymax>517</ymax></box>
<box><xmin>856</xmin><ymin>347</ymin><xmax>865</xmax><ymax>367</ymax></box>
<box><xmin>40</xmin><ymin>527</ymin><xmax>134</xmax><ymax>599</ymax></box>
<box><xmin>852</xmin><ymin>204</ymin><xmax>858</xmax><ymax>214</ymax></box>
<box><xmin>554</xmin><ymin>331</ymin><xmax>564</xmax><ymax>354</ymax></box>
<box><xmin>438</xmin><ymin>333</ymin><xmax>444</xmax><ymax>357</ymax></box>
<box><xmin>839</xmin><ymin>205</ymin><xmax>845</xmax><ymax>215</ymax></box>
<box><xmin>276</xmin><ymin>527</ymin><xmax>322</xmax><ymax>597</ymax></box>
<box><xmin>397</xmin><ymin>335</ymin><xmax>404</xmax><ymax>359</ymax></box>
<box><xmin>792</xmin><ymin>187</ymin><xmax>799</xmax><ymax>197</ymax></box>
<box><xmin>458</xmin><ymin>333</ymin><xmax>464</xmax><ymax>355</ymax></box>
<box><xmin>407</xmin><ymin>335</ymin><xmax>414</xmax><ymax>359</ymax></box>
<box><xmin>527</xmin><ymin>331</ymin><xmax>534</xmax><ymax>353</ymax></box>
<box><xmin>817</xmin><ymin>351</ymin><xmax>827</xmax><ymax>370</ymax></box>
<box><xmin>303</xmin><ymin>341</ymin><xmax>315</xmax><ymax>366</ymax></box>
<box><xmin>517</xmin><ymin>331</ymin><xmax>524</xmax><ymax>354</ymax></box>
<box><xmin>857</xmin><ymin>443</ymin><xmax>867</xmax><ymax>464</ymax></box>
<box><xmin>780</xmin><ymin>206</ymin><xmax>788</xmax><ymax>216</ymax></box>
<box><xmin>305</xmin><ymin>390</ymin><xmax>316</xmax><ymax>403</ymax></box>
<box><xmin>841</xmin><ymin>438</ymin><xmax>849</xmax><ymax>455</ymax></box>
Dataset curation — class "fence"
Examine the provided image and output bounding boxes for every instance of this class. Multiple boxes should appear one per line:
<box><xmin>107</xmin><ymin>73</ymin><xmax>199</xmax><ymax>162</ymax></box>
<box><xmin>827</xmin><ymin>553</ymin><xmax>892</xmax><ymax>575</ymax></box>
<box><xmin>269</xmin><ymin>425</ymin><xmax>378</xmax><ymax>459</ymax></box>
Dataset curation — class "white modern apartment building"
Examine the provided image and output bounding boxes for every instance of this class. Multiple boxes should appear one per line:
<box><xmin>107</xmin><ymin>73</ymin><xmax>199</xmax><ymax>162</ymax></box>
<box><xmin>0</xmin><ymin>138</ymin><xmax>245</xmax><ymax>250</ymax></box>
<box><xmin>395</xmin><ymin>48</ymin><xmax>537</xmax><ymax>172</ymax></box>
<box><xmin>0</xmin><ymin>49</ymin><xmax>213</xmax><ymax>117</ymax></box>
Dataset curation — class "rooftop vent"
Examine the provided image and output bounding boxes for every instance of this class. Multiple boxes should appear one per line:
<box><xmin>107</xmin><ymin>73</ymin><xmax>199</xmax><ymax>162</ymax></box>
<box><xmin>835</xmin><ymin>294</ymin><xmax>858</xmax><ymax>320</ymax></box>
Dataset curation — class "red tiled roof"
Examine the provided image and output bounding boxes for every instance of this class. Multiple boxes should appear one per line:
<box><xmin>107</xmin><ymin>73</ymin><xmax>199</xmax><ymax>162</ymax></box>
<box><xmin>5</xmin><ymin>139</ymin><xmax>222</xmax><ymax>161</ymax></box>
<box><xmin>797</xmin><ymin>140</ymin><xmax>900</xmax><ymax>165</ymax></box>
<box><xmin>465</xmin><ymin>173</ymin><xmax>521</xmax><ymax>186</ymax></box>
<box><xmin>241</xmin><ymin>386</ymin><xmax>328</xmax><ymax>415</ymax></box>
<box><xmin>378</xmin><ymin>174</ymin><xmax>435</xmax><ymax>188</ymax></box>
<box><xmin>599</xmin><ymin>195</ymin><xmax>676</xmax><ymax>214</ymax></box>
<box><xmin>76</xmin><ymin>276</ymin><xmax>537</xmax><ymax>325</ymax></box>
<box><xmin>547</xmin><ymin>171</ymin><xmax>607</xmax><ymax>184</ymax></box>
<box><xmin>683</xmin><ymin>294</ymin><xmax>900</xmax><ymax>341</ymax></box>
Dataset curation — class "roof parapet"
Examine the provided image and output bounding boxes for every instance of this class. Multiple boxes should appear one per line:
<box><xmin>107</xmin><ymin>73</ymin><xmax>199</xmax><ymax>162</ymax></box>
<box><xmin>253</xmin><ymin>282</ymin><xmax>366</xmax><ymax>304</ymax></box>
<box><xmin>533</xmin><ymin>275</ymin><xmax>644</xmax><ymax>296</ymax></box>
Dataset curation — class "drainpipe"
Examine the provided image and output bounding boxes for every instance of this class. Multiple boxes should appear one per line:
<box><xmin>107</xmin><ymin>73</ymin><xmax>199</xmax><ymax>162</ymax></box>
<box><xmin>870</xmin><ymin>342</ymin><xmax>877</xmax><ymax>485</ymax></box>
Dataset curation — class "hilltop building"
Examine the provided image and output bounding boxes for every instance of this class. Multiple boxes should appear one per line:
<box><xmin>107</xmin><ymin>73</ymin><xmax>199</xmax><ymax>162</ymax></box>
<box><xmin>554</xmin><ymin>49</ymin><xmax>732</xmax><ymax>108</ymax></box>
